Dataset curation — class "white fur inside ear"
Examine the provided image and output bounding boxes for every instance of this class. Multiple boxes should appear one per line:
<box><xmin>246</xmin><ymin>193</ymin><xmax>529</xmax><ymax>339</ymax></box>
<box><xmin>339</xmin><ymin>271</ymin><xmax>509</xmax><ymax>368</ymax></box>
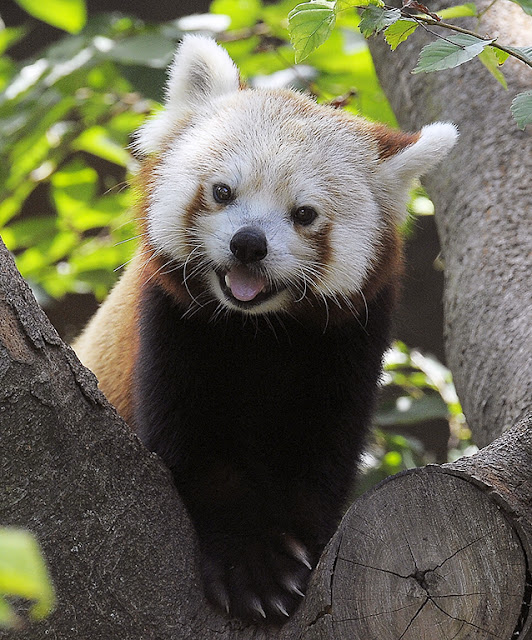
<box><xmin>376</xmin><ymin>122</ymin><xmax>458</xmax><ymax>220</ymax></box>
<box><xmin>135</xmin><ymin>35</ymin><xmax>240</xmax><ymax>155</ymax></box>
<box><xmin>381</xmin><ymin>122</ymin><xmax>459</xmax><ymax>183</ymax></box>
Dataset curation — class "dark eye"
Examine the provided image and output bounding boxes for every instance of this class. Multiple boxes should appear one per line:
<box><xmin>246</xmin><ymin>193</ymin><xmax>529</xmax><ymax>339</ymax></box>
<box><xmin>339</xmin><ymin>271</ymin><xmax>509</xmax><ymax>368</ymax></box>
<box><xmin>213</xmin><ymin>184</ymin><xmax>233</xmax><ymax>204</ymax></box>
<box><xmin>292</xmin><ymin>206</ymin><xmax>318</xmax><ymax>226</ymax></box>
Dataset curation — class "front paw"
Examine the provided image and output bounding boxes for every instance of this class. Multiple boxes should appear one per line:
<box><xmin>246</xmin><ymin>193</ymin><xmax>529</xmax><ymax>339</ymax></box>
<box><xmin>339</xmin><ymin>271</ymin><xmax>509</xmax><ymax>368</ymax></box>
<box><xmin>200</xmin><ymin>532</ymin><xmax>314</xmax><ymax>624</ymax></box>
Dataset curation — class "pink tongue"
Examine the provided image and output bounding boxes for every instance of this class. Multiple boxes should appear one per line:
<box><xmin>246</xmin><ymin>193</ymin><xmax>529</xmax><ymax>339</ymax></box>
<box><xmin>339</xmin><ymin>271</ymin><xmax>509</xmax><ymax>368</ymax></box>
<box><xmin>226</xmin><ymin>265</ymin><xmax>266</xmax><ymax>302</ymax></box>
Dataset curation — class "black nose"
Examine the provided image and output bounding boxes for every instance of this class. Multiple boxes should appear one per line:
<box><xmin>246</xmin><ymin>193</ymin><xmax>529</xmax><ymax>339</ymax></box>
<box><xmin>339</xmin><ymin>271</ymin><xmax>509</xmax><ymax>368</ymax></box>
<box><xmin>230</xmin><ymin>227</ymin><xmax>268</xmax><ymax>264</ymax></box>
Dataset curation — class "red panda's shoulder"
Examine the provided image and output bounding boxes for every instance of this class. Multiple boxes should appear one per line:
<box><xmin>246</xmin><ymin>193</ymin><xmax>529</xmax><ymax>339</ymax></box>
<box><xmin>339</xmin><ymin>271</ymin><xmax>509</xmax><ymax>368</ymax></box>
<box><xmin>72</xmin><ymin>254</ymin><xmax>144</xmax><ymax>425</ymax></box>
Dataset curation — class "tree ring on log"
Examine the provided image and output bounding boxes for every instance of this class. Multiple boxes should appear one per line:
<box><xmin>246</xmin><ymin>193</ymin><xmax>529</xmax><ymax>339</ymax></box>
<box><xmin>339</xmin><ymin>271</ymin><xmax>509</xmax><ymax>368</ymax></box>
<box><xmin>329</xmin><ymin>467</ymin><xmax>526</xmax><ymax>639</ymax></box>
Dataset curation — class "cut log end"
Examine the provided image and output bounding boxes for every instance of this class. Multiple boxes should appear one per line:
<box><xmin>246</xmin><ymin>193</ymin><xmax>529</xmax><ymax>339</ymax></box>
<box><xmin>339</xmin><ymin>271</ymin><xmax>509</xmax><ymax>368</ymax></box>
<box><xmin>322</xmin><ymin>467</ymin><xmax>528</xmax><ymax>639</ymax></box>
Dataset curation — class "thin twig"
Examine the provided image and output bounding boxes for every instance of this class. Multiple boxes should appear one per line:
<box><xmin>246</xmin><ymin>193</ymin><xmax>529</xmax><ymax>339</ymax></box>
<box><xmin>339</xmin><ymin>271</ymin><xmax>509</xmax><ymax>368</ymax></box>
<box><xmin>396</xmin><ymin>11</ymin><xmax>532</xmax><ymax>69</ymax></box>
<box><xmin>412</xmin><ymin>16</ymin><xmax>468</xmax><ymax>48</ymax></box>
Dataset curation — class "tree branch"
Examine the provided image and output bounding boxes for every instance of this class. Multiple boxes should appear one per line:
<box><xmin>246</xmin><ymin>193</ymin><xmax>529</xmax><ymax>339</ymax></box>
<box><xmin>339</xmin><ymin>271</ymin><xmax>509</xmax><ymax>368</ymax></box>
<box><xmin>407</xmin><ymin>12</ymin><xmax>532</xmax><ymax>68</ymax></box>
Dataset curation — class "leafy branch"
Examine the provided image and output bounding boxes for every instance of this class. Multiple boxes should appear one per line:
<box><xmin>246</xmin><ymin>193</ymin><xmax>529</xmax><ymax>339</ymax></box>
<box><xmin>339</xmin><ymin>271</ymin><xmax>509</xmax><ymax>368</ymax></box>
<box><xmin>401</xmin><ymin>11</ymin><xmax>532</xmax><ymax>69</ymax></box>
<box><xmin>288</xmin><ymin>0</ymin><xmax>532</xmax><ymax>128</ymax></box>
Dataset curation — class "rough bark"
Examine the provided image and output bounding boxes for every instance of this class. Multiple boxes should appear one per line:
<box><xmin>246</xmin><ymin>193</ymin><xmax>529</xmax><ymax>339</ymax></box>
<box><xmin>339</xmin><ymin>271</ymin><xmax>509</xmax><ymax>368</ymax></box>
<box><xmin>0</xmin><ymin>239</ymin><xmax>204</xmax><ymax>639</ymax></box>
<box><xmin>368</xmin><ymin>0</ymin><xmax>532</xmax><ymax>448</ymax></box>
<box><xmin>304</xmin><ymin>445</ymin><xmax>532</xmax><ymax>640</ymax></box>
<box><xmin>365</xmin><ymin>2</ymin><xmax>532</xmax><ymax>637</ymax></box>
<box><xmin>1</xmin><ymin>3</ymin><xmax>532</xmax><ymax>636</ymax></box>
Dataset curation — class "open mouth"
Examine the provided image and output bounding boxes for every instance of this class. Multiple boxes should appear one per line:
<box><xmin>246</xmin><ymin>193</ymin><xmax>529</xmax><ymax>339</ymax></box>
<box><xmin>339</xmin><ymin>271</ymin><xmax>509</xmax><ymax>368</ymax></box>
<box><xmin>217</xmin><ymin>265</ymin><xmax>282</xmax><ymax>307</ymax></box>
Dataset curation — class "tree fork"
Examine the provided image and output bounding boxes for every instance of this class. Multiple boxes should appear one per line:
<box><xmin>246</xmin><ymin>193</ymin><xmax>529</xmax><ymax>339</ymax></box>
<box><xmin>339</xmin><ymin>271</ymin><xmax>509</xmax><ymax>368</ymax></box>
<box><xmin>1</xmin><ymin>239</ymin><xmax>531</xmax><ymax>640</ymax></box>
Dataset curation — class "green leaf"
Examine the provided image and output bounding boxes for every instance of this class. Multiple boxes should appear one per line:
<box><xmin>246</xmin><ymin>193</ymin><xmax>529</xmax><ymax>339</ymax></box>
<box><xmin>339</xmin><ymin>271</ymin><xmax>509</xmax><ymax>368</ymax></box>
<box><xmin>0</xmin><ymin>58</ymin><xmax>16</xmax><ymax>93</ymax></box>
<box><xmin>288</xmin><ymin>1</ymin><xmax>337</xmax><ymax>63</ymax></box>
<box><xmin>358</xmin><ymin>6</ymin><xmax>401</xmax><ymax>38</ymax></box>
<box><xmin>0</xmin><ymin>595</ymin><xmax>17</xmax><ymax>628</ymax></box>
<box><xmin>336</xmin><ymin>0</ymin><xmax>384</xmax><ymax>9</ymax></box>
<box><xmin>16</xmin><ymin>231</ymin><xmax>78</xmax><ymax>275</ymax></box>
<box><xmin>413</xmin><ymin>33</ymin><xmax>494</xmax><ymax>73</ymax></box>
<box><xmin>0</xmin><ymin>26</ymin><xmax>27</xmax><ymax>56</ymax></box>
<box><xmin>0</xmin><ymin>528</ymin><xmax>55</xmax><ymax>625</ymax></box>
<box><xmin>502</xmin><ymin>45</ymin><xmax>532</xmax><ymax>65</ymax></box>
<box><xmin>218</xmin><ymin>39</ymin><xmax>279</xmax><ymax>77</ymax></box>
<box><xmin>1</xmin><ymin>217</ymin><xmax>57</xmax><ymax>251</ymax></box>
<box><xmin>51</xmin><ymin>160</ymin><xmax>98</xmax><ymax>219</ymax></box>
<box><xmin>509</xmin><ymin>0</ymin><xmax>532</xmax><ymax>15</ymax></box>
<box><xmin>0</xmin><ymin>58</ymin><xmax>49</xmax><ymax>103</ymax></box>
<box><xmin>0</xmin><ymin>183</ymin><xmax>36</xmax><ymax>227</ymax></box>
<box><xmin>260</xmin><ymin>0</ymin><xmax>299</xmax><ymax>38</ymax></box>
<box><xmin>493</xmin><ymin>48</ymin><xmax>510</xmax><ymax>65</ymax></box>
<box><xmin>384</xmin><ymin>19</ymin><xmax>418</xmax><ymax>50</ymax></box>
<box><xmin>72</xmin><ymin>126</ymin><xmax>131</xmax><ymax>167</ymax></box>
<box><xmin>437</xmin><ymin>3</ymin><xmax>477</xmax><ymax>18</ymax></box>
<box><xmin>478</xmin><ymin>46</ymin><xmax>507</xmax><ymax>88</ymax></box>
<box><xmin>65</xmin><ymin>190</ymin><xmax>133</xmax><ymax>233</ymax></box>
<box><xmin>375</xmin><ymin>394</ymin><xmax>449</xmax><ymax>427</ymax></box>
<box><xmin>13</xmin><ymin>0</ymin><xmax>86</xmax><ymax>33</ymax></box>
<box><xmin>511</xmin><ymin>90</ymin><xmax>532</xmax><ymax>129</ymax></box>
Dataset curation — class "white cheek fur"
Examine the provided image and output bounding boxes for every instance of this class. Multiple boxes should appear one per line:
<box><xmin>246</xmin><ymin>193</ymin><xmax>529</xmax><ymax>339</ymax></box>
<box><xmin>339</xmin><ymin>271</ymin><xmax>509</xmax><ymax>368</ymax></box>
<box><xmin>144</xmin><ymin>85</ymin><xmax>456</xmax><ymax>317</ymax></box>
<box><xmin>147</xmin><ymin>143</ymin><xmax>382</xmax><ymax>313</ymax></box>
<box><xmin>147</xmin><ymin>190</ymin><xmax>191</xmax><ymax>263</ymax></box>
<box><xmin>323</xmin><ymin>202</ymin><xmax>382</xmax><ymax>298</ymax></box>
<box><xmin>146</xmin><ymin>130</ymin><xmax>210</xmax><ymax>262</ymax></box>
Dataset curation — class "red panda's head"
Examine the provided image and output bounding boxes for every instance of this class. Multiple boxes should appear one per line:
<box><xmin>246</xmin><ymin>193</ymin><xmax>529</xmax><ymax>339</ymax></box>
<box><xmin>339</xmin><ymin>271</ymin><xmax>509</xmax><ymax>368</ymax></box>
<box><xmin>134</xmin><ymin>36</ymin><xmax>457</xmax><ymax>324</ymax></box>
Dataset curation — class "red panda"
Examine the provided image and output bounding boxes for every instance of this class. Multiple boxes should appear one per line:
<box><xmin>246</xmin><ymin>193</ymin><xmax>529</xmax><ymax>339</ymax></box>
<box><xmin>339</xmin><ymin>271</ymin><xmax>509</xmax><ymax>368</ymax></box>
<box><xmin>74</xmin><ymin>35</ymin><xmax>458</xmax><ymax>625</ymax></box>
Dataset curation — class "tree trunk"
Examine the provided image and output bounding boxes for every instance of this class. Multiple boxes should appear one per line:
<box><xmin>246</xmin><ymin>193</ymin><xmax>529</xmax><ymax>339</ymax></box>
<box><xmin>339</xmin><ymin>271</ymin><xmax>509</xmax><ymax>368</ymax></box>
<box><xmin>1</xmin><ymin>2</ymin><xmax>531</xmax><ymax>636</ymax></box>
<box><xmin>368</xmin><ymin>0</ymin><xmax>532</xmax><ymax>448</ymax></box>
<box><xmin>365</xmin><ymin>0</ymin><xmax>532</xmax><ymax>637</ymax></box>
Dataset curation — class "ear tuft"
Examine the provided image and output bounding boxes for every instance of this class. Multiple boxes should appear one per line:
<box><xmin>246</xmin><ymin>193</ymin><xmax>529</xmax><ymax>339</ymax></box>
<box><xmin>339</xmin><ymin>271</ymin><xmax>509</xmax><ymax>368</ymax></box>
<box><xmin>164</xmin><ymin>35</ymin><xmax>240</xmax><ymax>114</ymax></box>
<box><xmin>375</xmin><ymin>121</ymin><xmax>458</xmax><ymax>219</ymax></box>
<box><xmin>134</xmin><ymin>35</ymin><xmax>240</xmax><ymax>155</ymax></box>
<box><xmin>385</xmin><ymin>122</ymin><xmax>459</xmax><ymax>179</ymax></box>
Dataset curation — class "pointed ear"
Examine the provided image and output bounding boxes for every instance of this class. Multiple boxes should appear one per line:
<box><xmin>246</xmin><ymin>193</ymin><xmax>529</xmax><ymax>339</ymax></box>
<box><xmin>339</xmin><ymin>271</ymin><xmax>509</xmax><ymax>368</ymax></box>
<box><xmin>135</xmin><ymin>35</ymin><xmax>240</xmax><ymax>155</ymax></box>
<box><xmin>373</xmin><ymin>122</ymin><xmax>459</xmax><ymax>219</ymax></box>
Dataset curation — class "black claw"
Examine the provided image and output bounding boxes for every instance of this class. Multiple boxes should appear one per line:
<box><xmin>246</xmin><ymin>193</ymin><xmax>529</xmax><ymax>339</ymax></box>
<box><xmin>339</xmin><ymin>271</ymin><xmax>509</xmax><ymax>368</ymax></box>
<box><xmin>201</xmin><ymin>532</ymin><xmax>314</xmax><ymax>625</ymax></box>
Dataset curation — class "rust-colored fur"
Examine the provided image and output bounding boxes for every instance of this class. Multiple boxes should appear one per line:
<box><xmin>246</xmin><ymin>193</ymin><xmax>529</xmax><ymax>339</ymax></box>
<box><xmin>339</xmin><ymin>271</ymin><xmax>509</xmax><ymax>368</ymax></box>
<box><xmin>73</xmin><ymin>255</ymin><xmax>141</xmax><ymax>424</ymax></box>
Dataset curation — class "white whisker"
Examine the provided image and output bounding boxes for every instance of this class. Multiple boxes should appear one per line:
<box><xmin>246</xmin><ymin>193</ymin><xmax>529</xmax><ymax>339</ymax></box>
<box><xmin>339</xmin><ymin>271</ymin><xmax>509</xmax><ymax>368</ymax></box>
<box><xmin>114</xmin><ymin>233</ymin><xmax>145</xmax><ymax>247</ymax></box>
<box><xmin>114</xmin><ymin>246</ymin><xmax>154</xmax><ymax>272</ymax></box>
<box><xmin>183</xmin><ymin>245</ymin><xmax>207</xmax><ymax>308</ymax></box>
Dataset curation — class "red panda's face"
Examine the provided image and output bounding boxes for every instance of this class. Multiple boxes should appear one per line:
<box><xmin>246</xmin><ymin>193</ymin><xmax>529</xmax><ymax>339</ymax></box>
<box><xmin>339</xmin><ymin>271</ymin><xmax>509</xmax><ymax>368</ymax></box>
<box><xmin>135</xmin><ymin>36</ymin><xmax>457</xmax><ymax>322</ymax></box>
<box><xmin>145</xmin><ymin>91</ymin><xmax>386</xmax><ymax>317</ymax></box>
